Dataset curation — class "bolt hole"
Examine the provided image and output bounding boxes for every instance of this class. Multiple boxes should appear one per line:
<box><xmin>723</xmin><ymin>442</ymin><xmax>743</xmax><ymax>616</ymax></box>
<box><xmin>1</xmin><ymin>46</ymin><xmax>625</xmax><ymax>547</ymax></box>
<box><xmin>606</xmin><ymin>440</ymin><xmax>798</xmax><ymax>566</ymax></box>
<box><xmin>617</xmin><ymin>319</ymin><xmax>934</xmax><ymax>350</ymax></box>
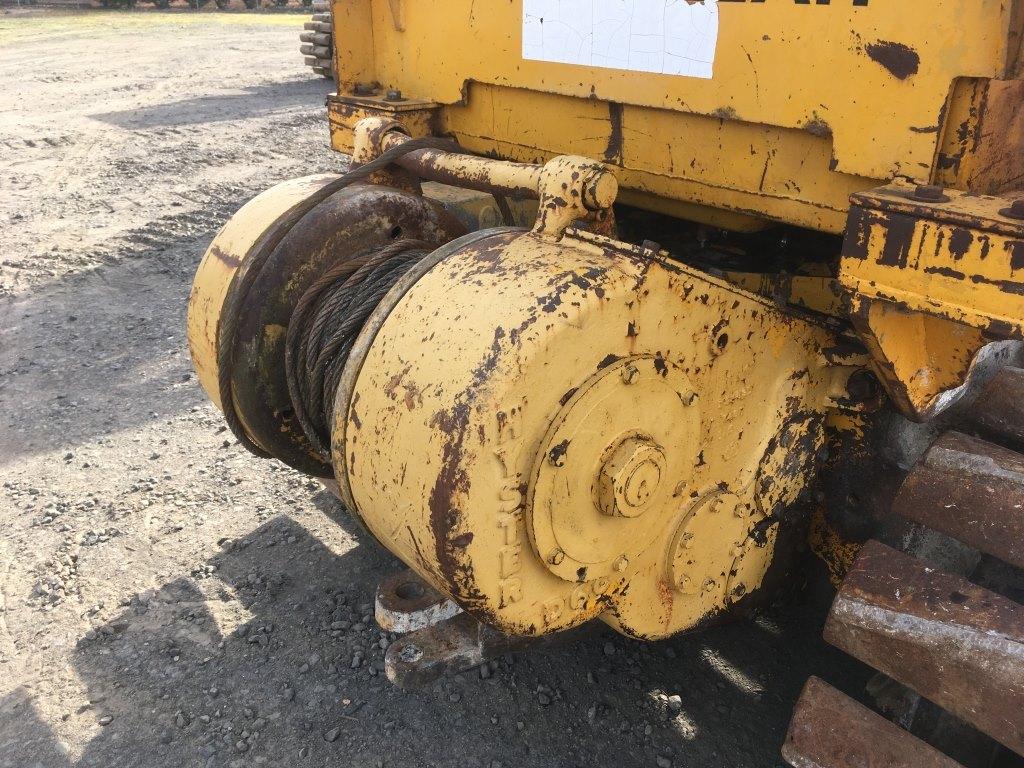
<box><xmin>389</xmin><ymin>225</ymin><xmax>403</xmax><ymax>239</ymax></box>
<box><xmin>394</xmin><ymin>580</ymin><xmax>425</xmax><ymax>601</ymax></box>
<box><xmin>716</xmin><ymin>332</ymin><xmax>729</xmax><ymax>350</ymax></box>
<box><xmin>398</xmin><ymin>644</ymin><xmax>423</xmax><ymax>663</ymax></box>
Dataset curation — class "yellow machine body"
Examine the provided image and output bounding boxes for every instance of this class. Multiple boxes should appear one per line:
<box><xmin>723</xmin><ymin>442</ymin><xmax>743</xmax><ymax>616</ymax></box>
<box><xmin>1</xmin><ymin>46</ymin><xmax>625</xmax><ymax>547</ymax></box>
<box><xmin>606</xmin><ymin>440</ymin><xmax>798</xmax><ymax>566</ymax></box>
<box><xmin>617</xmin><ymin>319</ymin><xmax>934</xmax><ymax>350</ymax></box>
<box><xmin>331</xmin><ymin>227</ymin><xmax>841</xmax><ymax>638</ymax></box>
<box><xmin>189</xmin><ymin>3</ymin><xmax>1023</xmax><ymax>649</ymax></box>
<box><xmin>328</xmin><ymin>0</ymin><xmax>1023</xmax><ymax>232</ymax></box>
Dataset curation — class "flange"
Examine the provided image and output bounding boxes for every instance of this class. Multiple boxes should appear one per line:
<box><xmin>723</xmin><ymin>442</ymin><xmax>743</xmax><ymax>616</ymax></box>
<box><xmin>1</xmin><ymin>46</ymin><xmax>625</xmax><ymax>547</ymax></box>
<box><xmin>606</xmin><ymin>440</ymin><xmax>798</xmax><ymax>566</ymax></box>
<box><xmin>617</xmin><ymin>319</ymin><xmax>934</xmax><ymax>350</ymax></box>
<box><xmin>529</xmin><ymin>355</ymin><xmax>700</xmax><ymax>582</ymax></box>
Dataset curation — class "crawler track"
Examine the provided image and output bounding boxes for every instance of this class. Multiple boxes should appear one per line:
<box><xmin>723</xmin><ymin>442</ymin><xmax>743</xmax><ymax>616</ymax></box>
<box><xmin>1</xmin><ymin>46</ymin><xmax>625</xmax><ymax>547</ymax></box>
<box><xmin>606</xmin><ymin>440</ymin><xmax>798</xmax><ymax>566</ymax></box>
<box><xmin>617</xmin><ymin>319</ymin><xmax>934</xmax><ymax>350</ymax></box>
<box><xmin>784</xmin><ymin>366</ymin><xmax>1024</xmax><ymax>768</ymax></box>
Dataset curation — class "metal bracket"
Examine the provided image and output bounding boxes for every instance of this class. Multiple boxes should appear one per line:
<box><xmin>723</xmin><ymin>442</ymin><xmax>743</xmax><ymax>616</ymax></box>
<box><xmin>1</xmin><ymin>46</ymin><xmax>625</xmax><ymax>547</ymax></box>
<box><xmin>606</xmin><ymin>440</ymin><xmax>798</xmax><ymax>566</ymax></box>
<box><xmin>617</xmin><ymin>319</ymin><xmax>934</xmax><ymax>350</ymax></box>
<box><xmin>375</xmin><ymin>569</ymin><xmax>461</xmax><ymax>633</ymax></box>
<box><xmin>374</xmin><ymin>569</ymin><xmax>534</xmax><ymax>689</ymax></box>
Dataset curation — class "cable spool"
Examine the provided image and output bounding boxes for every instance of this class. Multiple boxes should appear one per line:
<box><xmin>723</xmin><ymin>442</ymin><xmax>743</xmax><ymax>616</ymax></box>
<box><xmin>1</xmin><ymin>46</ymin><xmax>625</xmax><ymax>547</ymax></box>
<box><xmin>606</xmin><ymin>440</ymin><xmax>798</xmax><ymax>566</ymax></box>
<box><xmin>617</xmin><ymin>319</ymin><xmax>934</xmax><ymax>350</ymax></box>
<box><xmin>285</xmin><ymin>238</ymin><xmax>432</xmax><ymax>459</ymax></box>
<box><xmin>190</xmin><ymin>139</ymin><xmax>469</xmax><ymax>475</ymax></box>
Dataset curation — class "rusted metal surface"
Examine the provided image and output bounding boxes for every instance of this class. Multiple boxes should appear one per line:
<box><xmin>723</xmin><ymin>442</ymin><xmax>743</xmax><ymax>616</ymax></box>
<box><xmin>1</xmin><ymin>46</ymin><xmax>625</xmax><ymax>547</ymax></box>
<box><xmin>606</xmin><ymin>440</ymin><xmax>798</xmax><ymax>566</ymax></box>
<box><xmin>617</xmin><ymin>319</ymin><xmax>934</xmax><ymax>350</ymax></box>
<box><xmin>228</xmin><ymin>184</ymin><xmax>465</xmax><ymax>476</ymax></box>
<box><xmin>373</xmin><ymin>127</ymin><xmax>618</xmax><ymax>223</ymax></box>
<box><xmin>966</xmin><ymin>366</ymin><xmax>1024</xmax><ymax>450</ymax></box>
<box><xmin>375</xmin><ymin>569</ymin><xmax>462</xmax><ymax>634</ymax></box>
<box><xmin>335</xmin><ymin>217</ymin><xmax>840</xmax><ymax>639</ymax></box>
<box><xmin>332</xmin><ymin>0</ymin><xmax>1022</xmax><ymax>233</ymax></box>
<box><xmin>934</xmin><ymin>78</ymin><xmax>1024</xmax><ymax>197</ymax></box>
<box><xmin>824</xmin><ymin>540</ymin><xmax>1024</xmax><ymax>756</ymax></box>
<box><xmin>893</xmin><ymin>431</ymin><xmax>1024</xmax><ymax>569</ymax></box>
<box><xmin>782</xmin><ymin>676</ymin><xmax>964</xmax><ymax>768</ymax></box>
<box><xmin>327</xmin><ymin>94</ymin><xmax>440</xmax><ymax>154</ymax></box>
<box><xmin>383</xmin><ymin>613</ymin><xmax>529</xmax><ymax>690</ymax></box>
<box><xmin>330</xmin><ymin>228</ymin><xmax>519</xmax><ymax>514</ymax></box>
<box><xmin>839</xmin><ymin>182</ymin><xmax>1024</xmax><ymax>421</ymax></box>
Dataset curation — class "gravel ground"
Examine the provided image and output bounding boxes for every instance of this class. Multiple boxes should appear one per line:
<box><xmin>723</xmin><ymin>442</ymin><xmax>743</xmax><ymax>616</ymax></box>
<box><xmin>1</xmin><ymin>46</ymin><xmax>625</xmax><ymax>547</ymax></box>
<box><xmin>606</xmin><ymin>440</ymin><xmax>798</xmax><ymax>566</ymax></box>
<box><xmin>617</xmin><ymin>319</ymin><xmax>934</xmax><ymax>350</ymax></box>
<box><xmin>0</xmin><ymin>10</ymin><xmax>867</xmax><ymax>768</ymax></box>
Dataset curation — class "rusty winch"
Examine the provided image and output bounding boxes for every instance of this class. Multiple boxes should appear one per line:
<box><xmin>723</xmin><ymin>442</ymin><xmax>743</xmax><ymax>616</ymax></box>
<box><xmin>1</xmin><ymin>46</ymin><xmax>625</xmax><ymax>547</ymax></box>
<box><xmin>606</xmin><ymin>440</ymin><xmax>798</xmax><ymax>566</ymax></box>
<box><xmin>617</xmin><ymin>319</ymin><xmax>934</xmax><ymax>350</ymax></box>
<box><xmin>189</xmin><ymin>0</ymin><xmax>1024</xmax><ymax>759</ymax></box>
<box><xmin>188</xmin><ymin>119</ymin><xmax>862</xmax><ymax>642</ymax></box>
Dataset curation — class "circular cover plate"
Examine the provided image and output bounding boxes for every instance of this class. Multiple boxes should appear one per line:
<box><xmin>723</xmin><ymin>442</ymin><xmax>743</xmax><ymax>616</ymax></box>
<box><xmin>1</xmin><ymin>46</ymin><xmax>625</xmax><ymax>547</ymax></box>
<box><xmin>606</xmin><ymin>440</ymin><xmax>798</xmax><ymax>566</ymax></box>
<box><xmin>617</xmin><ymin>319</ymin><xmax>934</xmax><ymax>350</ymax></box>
<box><xmin>528</xmin><ymin>355</ymin><xmax>700</xmax><ymax>582</ymax></box>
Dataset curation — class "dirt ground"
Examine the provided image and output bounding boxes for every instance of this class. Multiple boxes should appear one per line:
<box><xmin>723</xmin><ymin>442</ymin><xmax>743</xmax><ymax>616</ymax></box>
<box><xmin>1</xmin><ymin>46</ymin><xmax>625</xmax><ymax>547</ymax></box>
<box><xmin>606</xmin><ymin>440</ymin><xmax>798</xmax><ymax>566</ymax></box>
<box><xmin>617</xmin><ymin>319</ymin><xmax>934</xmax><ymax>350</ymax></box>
<box><xmin>0</xmin><ymin>10</ymin><xmax>868</xmax><ymax>768</ymax></box>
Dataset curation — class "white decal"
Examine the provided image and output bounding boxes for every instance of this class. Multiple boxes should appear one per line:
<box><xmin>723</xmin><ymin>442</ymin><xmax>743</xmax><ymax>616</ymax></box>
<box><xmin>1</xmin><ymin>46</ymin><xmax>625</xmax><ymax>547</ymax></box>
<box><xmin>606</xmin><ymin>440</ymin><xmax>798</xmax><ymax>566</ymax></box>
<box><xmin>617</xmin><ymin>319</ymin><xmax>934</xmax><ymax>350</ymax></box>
<box><xmin>523</xmin><ymin>0</ymin><xmax>719</xmax><ymax>79</ymax></box>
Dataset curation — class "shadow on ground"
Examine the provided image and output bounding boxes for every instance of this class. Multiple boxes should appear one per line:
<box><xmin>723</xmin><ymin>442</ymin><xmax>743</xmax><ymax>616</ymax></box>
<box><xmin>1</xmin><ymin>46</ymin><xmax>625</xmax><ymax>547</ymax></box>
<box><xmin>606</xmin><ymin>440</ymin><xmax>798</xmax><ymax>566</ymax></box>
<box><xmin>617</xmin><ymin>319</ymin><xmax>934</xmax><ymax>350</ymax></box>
<box><xmin>89</xmin><ymin>78</ymin><xmax>335</xmax><ymax>130</ymax></box>
<box><xmin>0</xmin><ymin>490</ymin><xmax>870</xmax><ymax>768</ymax></box>
<box><xmin>0</xmin><ymin>228</ymin><xmax>211</xmax><ymax>463</ymax></box>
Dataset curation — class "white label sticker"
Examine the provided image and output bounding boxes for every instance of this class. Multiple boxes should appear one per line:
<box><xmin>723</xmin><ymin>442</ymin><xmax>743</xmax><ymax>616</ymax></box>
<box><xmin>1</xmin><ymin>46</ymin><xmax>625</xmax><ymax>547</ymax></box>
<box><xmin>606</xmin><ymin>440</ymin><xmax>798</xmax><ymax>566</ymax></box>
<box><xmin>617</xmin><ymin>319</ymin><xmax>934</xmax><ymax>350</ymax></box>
<box><xmin>523</xmin><ymin>0</ymin><xmax>719</xmax><ymax>79</ymax></box>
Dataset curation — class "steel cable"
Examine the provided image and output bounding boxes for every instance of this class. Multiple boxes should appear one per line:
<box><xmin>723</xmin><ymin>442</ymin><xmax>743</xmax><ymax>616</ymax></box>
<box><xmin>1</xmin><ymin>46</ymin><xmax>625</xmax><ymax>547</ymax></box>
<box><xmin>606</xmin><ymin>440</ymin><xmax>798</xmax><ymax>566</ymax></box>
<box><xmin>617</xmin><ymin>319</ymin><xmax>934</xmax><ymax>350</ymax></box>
<box><xmin>285</xmin><ymin>238</ymin><xmax>431</xmax><ymax>459</ymax></box>
<box><xmin>215</xmin><ymin>136</ymin><xmax>456</xmax><ymax>458</ymax></box>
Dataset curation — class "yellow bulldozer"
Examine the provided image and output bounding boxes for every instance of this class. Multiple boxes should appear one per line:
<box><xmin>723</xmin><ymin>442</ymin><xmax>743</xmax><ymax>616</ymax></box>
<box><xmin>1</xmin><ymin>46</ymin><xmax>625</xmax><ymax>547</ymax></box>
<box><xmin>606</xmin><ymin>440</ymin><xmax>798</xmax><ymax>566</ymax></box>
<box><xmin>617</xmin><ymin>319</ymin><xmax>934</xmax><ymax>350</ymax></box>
<box><xmin>188</xmin><ymin>2</ymin><xmax>1024</xmax><ymax>765</ymax></box>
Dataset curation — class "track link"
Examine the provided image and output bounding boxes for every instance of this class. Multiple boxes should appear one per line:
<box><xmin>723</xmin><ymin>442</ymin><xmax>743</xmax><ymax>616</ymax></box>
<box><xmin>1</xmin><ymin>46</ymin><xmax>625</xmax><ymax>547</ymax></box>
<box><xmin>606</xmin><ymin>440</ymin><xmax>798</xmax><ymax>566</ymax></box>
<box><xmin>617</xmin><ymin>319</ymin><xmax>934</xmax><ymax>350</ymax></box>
<box><xmin>301</xmin><ymin>3</ymin><xmax>334</xmax><ymax>79</ymax></box>
<box><xmin>784</xmin><ymin>366</ymin><xmax>1024</xmax><ymax>768</ymax></box>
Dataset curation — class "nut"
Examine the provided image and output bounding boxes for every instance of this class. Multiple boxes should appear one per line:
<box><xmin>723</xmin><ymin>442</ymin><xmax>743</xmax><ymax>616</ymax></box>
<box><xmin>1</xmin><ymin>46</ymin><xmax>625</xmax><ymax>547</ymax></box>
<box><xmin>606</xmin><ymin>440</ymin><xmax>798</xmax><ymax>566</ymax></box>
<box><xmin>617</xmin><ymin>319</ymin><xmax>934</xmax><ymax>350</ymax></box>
<box><xmin>596</xmin><ymin>437</ymin><xmax>666</xmax><ymax>518</ymax></box>
<box><xmin>911</xmin><ymin>184</ymin><xmax>948</xmax><ymax>203</ymax></box>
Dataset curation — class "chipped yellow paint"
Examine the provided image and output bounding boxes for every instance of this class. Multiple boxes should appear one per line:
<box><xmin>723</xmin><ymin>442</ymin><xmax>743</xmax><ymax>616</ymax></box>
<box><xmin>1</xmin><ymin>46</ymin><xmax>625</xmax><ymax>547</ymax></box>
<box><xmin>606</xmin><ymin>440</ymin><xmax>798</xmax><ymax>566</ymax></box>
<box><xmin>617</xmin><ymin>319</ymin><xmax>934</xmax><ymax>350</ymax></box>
<box><xmin>186</xmin><ymin>174</ymin><xmax>341</xmax><ymax>412</ymax></box>
<box><xmin>329</xmin><ymin>0</ymin><xmax>1021</xmax><ymax>232</ymax></box>
<box><xmin>839</xmin><ymin>182</ymin><xmax>1024</xmax><ymax>419</ymax></box>
<box><xmin>334</xmin><ymin>227</ymin><xmax>843</xmax><ymax>639</ymax></box>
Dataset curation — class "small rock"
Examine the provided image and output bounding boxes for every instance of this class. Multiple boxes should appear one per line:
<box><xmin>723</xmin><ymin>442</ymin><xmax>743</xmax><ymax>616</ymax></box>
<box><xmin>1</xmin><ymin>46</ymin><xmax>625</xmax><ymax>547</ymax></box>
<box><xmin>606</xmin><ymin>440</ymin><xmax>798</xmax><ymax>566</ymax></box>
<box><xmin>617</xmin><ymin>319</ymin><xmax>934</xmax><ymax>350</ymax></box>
<box><xmin>656</xmin><ymin>758</ymin><xmax>672</xmax><ymax>768</ymax></box>
<box><xmin>323</xmin><ymin>726</ymin><xmax>342</xmax><ymax>743</ymax></box>
<box><xmin>603</xmin><ymin>642</ymin><xmax>616</xmax><ymax>656</ymax></box>
<box><xmin>98</xmin><ymin>715</ymin><xmax>113</xmax><ymax>726</ymax></box>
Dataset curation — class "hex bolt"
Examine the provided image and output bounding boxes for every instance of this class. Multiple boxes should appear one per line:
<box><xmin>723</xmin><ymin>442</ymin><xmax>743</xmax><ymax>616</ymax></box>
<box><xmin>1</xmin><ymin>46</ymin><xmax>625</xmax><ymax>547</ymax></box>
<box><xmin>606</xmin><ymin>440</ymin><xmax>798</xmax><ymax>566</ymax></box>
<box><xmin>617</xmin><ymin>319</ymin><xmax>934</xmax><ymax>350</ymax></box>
<box><xmin>999</xmin><ymin>199</ymin><xmax>1024</xmax><ymax>220</ymax></box>
<box><xmin>621</xmin><ymin>364</ymin><xmax>640</xmax><ymax>385</ymax></box>
<box><xmin>549</xmin><ymin>548</ymin><xmax>566</xmax><ymax>566</ymax></box>
<box><xmin>911</xmin><ymin>184</ymin><xmax>946</xmax><ymax>203</ymax></box>
<box><xmin>613</xmin><ymin>555</ymin><xmax>629</xmax><ymax>572</ymax></box>
<box><xmin>384</xmin><ymin>89</ymin><xmax>405</xmax><ymax>103</ymax></box>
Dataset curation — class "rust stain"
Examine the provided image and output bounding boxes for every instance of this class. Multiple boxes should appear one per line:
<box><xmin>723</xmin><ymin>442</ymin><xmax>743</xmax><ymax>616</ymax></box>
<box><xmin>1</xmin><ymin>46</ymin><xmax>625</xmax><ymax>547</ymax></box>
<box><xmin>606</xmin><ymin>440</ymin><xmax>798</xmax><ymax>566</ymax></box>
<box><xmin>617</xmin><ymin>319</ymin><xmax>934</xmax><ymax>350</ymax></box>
<box><xmin>864</xmin><ymin>40</ymin><xmax>920</xmax><ymax>80</ymax></box>
<box><xmin>603</xmin><ymin>102</ymin><xmax>624</xmax><ymax>166</ymax></box>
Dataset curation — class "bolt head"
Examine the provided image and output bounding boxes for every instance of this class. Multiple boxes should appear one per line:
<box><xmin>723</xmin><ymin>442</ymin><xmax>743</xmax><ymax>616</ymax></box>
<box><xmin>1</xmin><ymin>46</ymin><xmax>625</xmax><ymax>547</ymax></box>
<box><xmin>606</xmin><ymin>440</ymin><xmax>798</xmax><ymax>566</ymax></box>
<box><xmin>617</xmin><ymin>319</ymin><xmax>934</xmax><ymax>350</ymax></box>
<box><xmin>621</xmin><ymin>364</ymin><xmax>640</xmax><ymax>385</ymax></box>
<box><xmin>384</xmin><ymin>89</ymin><xmax>404</xmax><ymax>102</ymax></box>
<box><xmin>1000</xmin><ymin>198</ymin><xmax>1024</xmax><ymax>220</ymax></box>
<box><xmin>613</xmin><ymin>556</ymin><xmax>629</xmax><ymax>572</ymax></box>
<box><xmin>911</xmin><ymin>184</ymin><xmax>946</xmax><ymax>203</ymax></box>
<box><xmin>549</xmin><ymin>548</ymin><xmax>565</xmax><ymax>566</ymax></box>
